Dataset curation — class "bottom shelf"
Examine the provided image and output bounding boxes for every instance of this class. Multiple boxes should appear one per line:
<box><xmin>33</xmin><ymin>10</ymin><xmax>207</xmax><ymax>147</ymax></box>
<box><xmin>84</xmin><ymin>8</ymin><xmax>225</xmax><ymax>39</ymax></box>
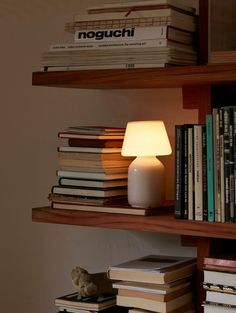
<box><xmin>32</xmin><ymin>207</ymin><xmax>236</xmax><ymax>240</ymax></box>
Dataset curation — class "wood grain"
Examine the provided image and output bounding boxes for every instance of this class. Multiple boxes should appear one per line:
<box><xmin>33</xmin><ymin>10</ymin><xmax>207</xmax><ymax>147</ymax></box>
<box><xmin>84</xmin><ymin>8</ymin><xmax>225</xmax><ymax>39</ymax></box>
<box><xmin>32</xmin><ymin>64</ymin><xmax>236</xmax><ymax>89</ymax></box>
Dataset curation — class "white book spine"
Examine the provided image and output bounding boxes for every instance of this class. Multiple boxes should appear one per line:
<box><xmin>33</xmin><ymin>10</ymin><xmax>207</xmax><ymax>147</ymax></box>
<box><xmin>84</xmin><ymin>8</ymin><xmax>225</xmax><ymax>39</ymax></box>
<box><xmin>74</xmin><ymin>26</ymin><xmax>168</xmax><ymax>42</ymax></box>
<box><xmin>194</xmin><ymin>125</ymin><xmax>203</xmax><ymax>221</ymax></box>
<box><xmin>50</xmin><ymin>38</ymin><xmax>175</xmax><ymax>51</ymax></box>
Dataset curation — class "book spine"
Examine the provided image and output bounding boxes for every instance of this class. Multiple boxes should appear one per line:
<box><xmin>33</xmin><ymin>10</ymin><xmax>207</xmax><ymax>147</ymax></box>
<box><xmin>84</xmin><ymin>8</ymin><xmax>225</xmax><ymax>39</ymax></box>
<box><xmin>202</xmin><ymin>125</ymin><xmax>208</xmax><ymax>221</ymax></box>
<box><xmin>50</xmin><ymin>38</ymin><xmax>190</xmax><ymax>52</ymax></box>
<box><xmin>213</xmin><ymin>108</ymin><xmax>221</xmax><ymax>222</ymax></box>
<box><xmin>188</xmin><ymin>126</ymin><xmax>194</xmax><ymax>220</ymax></box>
<box><xmin>194</xmin><ymin>125</ymin><xmax>203</xmax><ymax>221</ymax></box>
<box><xmin>219</xmin><ymin>108</ymin><xmax>225</xmax><ymax>222</ymax></box>
<box><xmin>175</xmin><ymin>125</ymin><xmax>184</xmax><ymax>219</ymax></box>
<box><xmin>206</xmin><ymin>115</ymin><xmax>214</xmax><ymax>222</ymax></box>
<box><xmin>234</xmin><ymin>108</ymin><xmax>236</xmax><ymax>223</ymax></box>
<box><xmin>229</xmin><ymin>107</ymin><xmax>235</xmax><ymax>222</ymax></box>
<box><xmin>74</xmin><ymin>26</ymin><xmax>168</xmax><ymax>42</ymax></box>
<box><xmin>183</xmin><ymin>125</ymin><xmax>189</xmax><ymax>219</ymax></box>
<box><xmin>223</xmin><ymin>107</ymin><xmax>231</xmax><ymax>222</ymax></box>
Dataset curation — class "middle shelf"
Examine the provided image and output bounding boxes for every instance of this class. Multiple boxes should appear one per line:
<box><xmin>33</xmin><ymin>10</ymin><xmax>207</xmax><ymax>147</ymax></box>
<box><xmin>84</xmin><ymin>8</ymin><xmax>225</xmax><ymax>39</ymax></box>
<box><xmin>32</xmin><ymin>207</ymin><xmax>236</xmax><ymax>240</ymax></box>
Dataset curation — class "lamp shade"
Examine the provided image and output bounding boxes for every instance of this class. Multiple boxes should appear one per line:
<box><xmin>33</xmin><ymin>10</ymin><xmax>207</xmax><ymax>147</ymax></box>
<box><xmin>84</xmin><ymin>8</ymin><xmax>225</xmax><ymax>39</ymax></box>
<box><xmin>121</xmin><ymin>120</ymin><xmax>172</xmax><ymax>157</ymax></box>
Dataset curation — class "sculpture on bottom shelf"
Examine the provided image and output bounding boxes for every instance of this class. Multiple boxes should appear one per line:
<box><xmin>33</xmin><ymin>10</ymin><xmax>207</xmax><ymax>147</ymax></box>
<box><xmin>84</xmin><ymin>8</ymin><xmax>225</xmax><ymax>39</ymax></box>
<box><xmin>71</xmin><ymin>266</ymin><xmax>114</xmax><ymax>297</ymax></box>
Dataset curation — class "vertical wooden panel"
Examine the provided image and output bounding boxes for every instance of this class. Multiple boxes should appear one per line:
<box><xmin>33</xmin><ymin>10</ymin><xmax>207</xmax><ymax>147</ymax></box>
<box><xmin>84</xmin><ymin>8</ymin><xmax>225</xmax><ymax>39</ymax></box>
<box><xmin>182</xmin><ymin>85</ymin><xmax>212</xmax><ymax>123</ymax></box>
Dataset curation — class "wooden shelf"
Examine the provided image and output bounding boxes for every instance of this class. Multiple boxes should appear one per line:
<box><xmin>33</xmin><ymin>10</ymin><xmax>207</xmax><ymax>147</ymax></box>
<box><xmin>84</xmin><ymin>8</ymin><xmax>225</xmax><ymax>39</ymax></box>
<box><xmin>32</xmin><ymin>207</ymin><xmax>236</xmax><ymax>240</ymax></box>
<box><xmin>32</xmin><ymin>63</ymin><xmax>236</xmax><ymax>89</ymax></box>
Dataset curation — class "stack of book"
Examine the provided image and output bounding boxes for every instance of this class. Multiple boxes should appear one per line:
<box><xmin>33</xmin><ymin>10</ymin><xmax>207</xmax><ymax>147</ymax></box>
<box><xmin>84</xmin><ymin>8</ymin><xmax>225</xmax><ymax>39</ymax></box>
<box><xmin>107</xmin><ymin>254</ymin><xmax>196</xmax><ymax>313</ymax></box>
<box><xmin>41</xmin><ymin>0</ymin><xmax>198</xmax><ymax>71</ymax></box>
<box><xmin>54</xmin><ymin>292</ymin><xmax>122</xmax><ymax>313</ymax></box>
<box><xmin>174</xmin><ymin>106</ymin><xmax>236</xmax><ymax>223</ymax></box>
<box><xmin>49</xmin><ymin>126</ymin><xmax>133</xmax><ymax>209</ymax></box>
<box><xmin>202</xmin><ymin>254</ymin><xmax>236</xmax><ymax>313</ymax></box>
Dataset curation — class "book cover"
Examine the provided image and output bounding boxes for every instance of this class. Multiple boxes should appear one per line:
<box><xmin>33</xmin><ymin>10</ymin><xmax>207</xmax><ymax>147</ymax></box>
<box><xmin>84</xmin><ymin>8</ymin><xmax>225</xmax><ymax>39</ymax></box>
<box><xmin>59</xmin><ymin>177</ymin><xmax>127</xmax><ymax>188</ymax></box>
<box><xmin>187</xmin><ymin>125</ymin><xmax>194</xmax><ymax>220</ymax></box>
<box><xmin>206</xmin><ymin>290</ymin><xmax>236</xmax><ymax>306</ymax></box>
<box><xmin>204</xmin><ymin>254</ymin><xmax>236</xmax><ymax>268</ymax></box>
<box><xmin>202</xmin><ymin>125</ymin><xmax>208</xmax><ymax>221</ymax></box>
<box><xmin>58</xmin><ymin>146</ymin><xmax>122</xmax><ymax>153</ymax></box>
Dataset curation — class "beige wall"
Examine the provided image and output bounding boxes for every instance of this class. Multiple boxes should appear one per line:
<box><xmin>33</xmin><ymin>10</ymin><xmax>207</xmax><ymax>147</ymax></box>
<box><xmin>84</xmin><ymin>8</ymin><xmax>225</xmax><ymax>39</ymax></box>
<box><xmin>0</xmin><ymin>1</ymin><xmax>198</xmax><ymax>312</ymax></box>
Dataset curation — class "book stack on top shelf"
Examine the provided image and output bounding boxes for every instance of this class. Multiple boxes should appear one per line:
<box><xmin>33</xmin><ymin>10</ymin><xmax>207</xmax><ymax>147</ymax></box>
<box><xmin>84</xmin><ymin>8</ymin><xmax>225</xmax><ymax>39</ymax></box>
<box><xmin>41</xmin><ymin>0</ymin><xmax>198</xmax><ymax>71</ymax></box>
<box><xmin>49</xmin><ymin>126</ymin><xmax>132</xmax><ymax>209</ymax></box>
<box><xmin>174</xmin><ymin>106</ymin><xmax>236</xmax><ymax>223</ymax></box>
<box><xmin>202</xmin><ymin>254</ymin><xmax>236</xmax><ymax>313</ymax></box>
<box><xmin>108</xmin><ymin>255</ymin><xmax>196</xmax><ymax>313</ymax></box>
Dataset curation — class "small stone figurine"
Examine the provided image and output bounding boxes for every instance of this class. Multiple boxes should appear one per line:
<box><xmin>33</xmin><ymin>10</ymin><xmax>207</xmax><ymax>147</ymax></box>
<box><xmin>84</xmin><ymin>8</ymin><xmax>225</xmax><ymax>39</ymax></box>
<box><xmin>71</xmin><ymin>266</ymin><xmax>114</xmax><ymax>297</ymax></box>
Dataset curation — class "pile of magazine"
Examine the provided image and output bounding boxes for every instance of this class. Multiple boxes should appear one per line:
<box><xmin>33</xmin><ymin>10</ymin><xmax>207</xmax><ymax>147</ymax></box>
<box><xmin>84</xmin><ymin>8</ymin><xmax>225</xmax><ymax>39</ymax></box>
<box><xmin>41</xmin><ymin>0</ymin><xmax>199</xmax><ymax>71</ymax></box>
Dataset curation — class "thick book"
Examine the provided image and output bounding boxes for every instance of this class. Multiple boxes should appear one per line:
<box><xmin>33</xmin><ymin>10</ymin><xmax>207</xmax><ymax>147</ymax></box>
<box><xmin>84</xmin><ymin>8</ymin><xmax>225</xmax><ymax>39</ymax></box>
<box><xmin>174</xmin><ymin>125</ymin><xmax>184</xmax><ymax>219</ymax></box>
<box><xmin>206</xmin><ymin>290</ymin><xmax>236</xmax><ymax>306</ymax></box>
<box><xmin>58</xmin><ymin>132</ymin><xmax>124</xmax><ymax>140</ymax></box>
<box><xmin>51</xmin><ymin>199</ymin><xmax>174</xmax><ymax>216</ymax></box>
<box><xmin>73</xmin><ymin>26</ymin><xmax>195</xmax><ymax>45</ymax></box>
<box><xmin>203</xmin><ymin>270</ymin><xmax>236</xmax><ymax>288</ymax></box>
<box><xmin>116</xmin><ymin>292</ymin><xmax>193</xmax><ymax>313</ymax></box>
<box><xmin>58</xmin><ymin>158</ymin><xmax>131</xmax><ymax>169</ymax></box>
<box><xmin>194</xmin><ymin>125</ymin><xmax>203</xmax><ymax>221</ymax></box>
<box><xmin>68</xmin><ymin>138</ymin><xmax>123</xmax><ymax>148</ymax></box>
<box><xmin>116</xmin><ymin>281</ymin><xmax>191</xmax><ymax>302</ymax></box>
<box><xmin>206</xmin><ymin>115</ymin><xmax>214</xmax><ymax>222</ymax></box>
<box><xmin>51</xmin><ymin>185</ymin><xmax>127</xmax><ymax>198</ymax></box>
<box><xmin>113</xmin><ymin>279</ymin><xmax>190</xmax><ymax>295</ymax></box>
<box><xmin>108</xmin><ymin>255</ymin><xmax>196</xmax><ymax>284</ymax></box>
<box><xmin>59</xmin><ymin>177</ymin><xmax>127</xmax><ymax>188</ymax></box>
<box><xmin>56</xmin><ymin>170</ymin><xmax>128</xmax><ymax>181</ymax></box>
<box><xmin>55</xmin><ymin>293</ymin><xmax>116</xmax><ymax>310</ymax></box>
<box><xmin>203</xmin><ymin>302</ymin><xmax>236</xmax><ymax>313</ymax></box>
<box><xmin>57</xmin><ymin>151</ymin><xmax>131</xmax><ymax>161</ymax></box>
<box><xmin>61</xmin><ymin>126</ymin><xmax>125</xmax><ymax>134</ymax></box>
<box><xmin>129</xmin><ymin>305</ymin><xmax>195</xmax><ymax>313</ymax></box>
<box><xmin>67</xmin><ymin>9</ymin><xmax>197</xmax><ymax>34</ymax></box>
<box><xmin>58</xmin><ymin>146</ymin><xmax>122</xmax><ymax>153</ymax></box>
<box><xmin>204</xmin><ymin>254</ymin><xmax>236</xmax><ymax>269</ymax></box>
<box><xmin>87</xmin><ymin>0</ymin><xmax>196</xmax><ymax>15</ymax></box>
<box><xmin>58</xmin><ymin>305</ymin><xmax>129</xmax><ymax>313</ymax></box>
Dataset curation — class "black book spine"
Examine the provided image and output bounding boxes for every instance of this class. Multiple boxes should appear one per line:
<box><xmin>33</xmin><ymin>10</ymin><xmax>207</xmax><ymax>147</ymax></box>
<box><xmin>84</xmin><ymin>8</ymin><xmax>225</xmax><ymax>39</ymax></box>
<box><xmin>228</xmin><ymin>107</ymin><xmax>235</xmax><ymax>223</ymax></box>
<box><xmin>234</xmin><ymin>108</ymin><xmax>236</xmax><ymax>223</ymax></box>
<box><xmin>175</xmin><ymin>125</ymin><xmax>184</xmax><ymax>219</ymax></box>
<box><xmin>183</xmin><ymin>125</ymin><xmax>189</xmax><ymax>219</ymax></box>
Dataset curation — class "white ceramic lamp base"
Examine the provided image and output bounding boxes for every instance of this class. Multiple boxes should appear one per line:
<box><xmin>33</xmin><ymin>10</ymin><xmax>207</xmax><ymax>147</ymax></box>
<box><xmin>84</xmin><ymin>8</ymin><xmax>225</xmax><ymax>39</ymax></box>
<box><xmin>128</xmin><ymin>156</ymin><xmax>165</xmax><ymax>208</ymax></box>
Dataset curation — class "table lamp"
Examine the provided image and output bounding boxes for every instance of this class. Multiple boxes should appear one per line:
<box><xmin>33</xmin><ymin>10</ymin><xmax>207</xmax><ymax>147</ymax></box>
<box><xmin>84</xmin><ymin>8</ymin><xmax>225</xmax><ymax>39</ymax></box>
<box><xmin>122</xmin><ymin>120</ymin><xmax>172</xmax><ymax>208</ymax></box>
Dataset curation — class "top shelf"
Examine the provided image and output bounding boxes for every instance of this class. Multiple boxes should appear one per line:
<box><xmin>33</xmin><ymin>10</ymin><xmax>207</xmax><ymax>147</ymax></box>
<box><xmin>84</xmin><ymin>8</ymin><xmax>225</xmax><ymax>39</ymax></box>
<box><xmin>32</xmin><ymin>63</ymin><xmax>236</xmax><ymax>89</ymax></box>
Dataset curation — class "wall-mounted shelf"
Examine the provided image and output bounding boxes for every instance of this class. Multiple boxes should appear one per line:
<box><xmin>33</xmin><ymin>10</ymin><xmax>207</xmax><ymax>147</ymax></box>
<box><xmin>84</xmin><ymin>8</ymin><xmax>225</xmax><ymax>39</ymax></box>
<box><xmin>32</xmin><ymin>63</ymin><xmax>236</xmax><ymax>89</ymax></box>
<box><xmin>32</xmin><ymin>207</ymin><xmax>236</xmax><ymax>240</ymax></box>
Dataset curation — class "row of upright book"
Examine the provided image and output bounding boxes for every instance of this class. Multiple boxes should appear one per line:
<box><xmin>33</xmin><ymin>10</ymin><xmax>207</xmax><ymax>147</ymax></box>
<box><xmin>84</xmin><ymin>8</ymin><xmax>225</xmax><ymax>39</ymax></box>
<box><xmin>174</xmin><ymin>106</ymin><xmax>236</xmax><ymax>223</ymax></box>
<box><xmin>54</xmin><ymin>254</ymin><xmax>196</xmax><ymax>313</ymax></box>
<box><xmin>41</xmin><ymin>0</ymin><xmax>199</xmax><ymax>70</ymax></box>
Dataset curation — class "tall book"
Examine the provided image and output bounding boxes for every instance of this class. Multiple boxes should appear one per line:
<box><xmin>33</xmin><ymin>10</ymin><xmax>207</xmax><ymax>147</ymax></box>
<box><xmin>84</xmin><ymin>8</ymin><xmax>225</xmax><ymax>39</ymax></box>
<box><xmin>174</xmin><ymin>125</ymin><xmax>184</xmax><ymax>219</ymax></box>
<box><xmin>206</xmin><ymin>115</ymin><xmax>214</xmax><ymax>222</ymax></box>
<box><xmin>187</xmin><ymin>125</ymin><xmax>194</xmax><ymax>220</ymax></box>
<box><xmin>194</xmin><ymin>125</ymin><xmax>203</xmax><ymax>221</ymax></box>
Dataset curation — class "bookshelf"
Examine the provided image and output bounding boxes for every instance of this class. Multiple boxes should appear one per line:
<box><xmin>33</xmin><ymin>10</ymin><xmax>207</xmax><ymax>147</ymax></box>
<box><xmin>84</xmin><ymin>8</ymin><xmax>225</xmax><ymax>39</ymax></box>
<box><xmin>32</xmin><ymin>63</ymin><xmax>236</xmax><ymax>313</ymax></box>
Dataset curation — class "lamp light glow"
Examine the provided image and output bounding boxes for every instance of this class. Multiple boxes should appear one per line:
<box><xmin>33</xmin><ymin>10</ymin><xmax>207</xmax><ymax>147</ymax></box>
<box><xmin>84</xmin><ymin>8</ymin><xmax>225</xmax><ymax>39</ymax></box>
<box><xmin>122</xmin><ymin>120</ymin><xmax>172</xmax><ymax>208</ymax></box>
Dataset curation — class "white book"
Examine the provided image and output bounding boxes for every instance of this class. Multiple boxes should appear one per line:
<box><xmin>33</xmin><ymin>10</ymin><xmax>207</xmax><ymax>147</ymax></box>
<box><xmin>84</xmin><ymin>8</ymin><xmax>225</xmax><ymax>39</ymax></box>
<box><xmin>73</xmin><ymin>26</ymin><xmax>194</xmax><ymax>44</ymax></box>
<box><xmin>87</xmin><ymin>0</ymin><xmax>196</xmax><ymax>14</ymax></box>
<box><xmin>57</xmin><ymin>170</ymin><xmax>128</xmax><ymax>180</ymax></box>
<box><xmin>203</xmin><ymin>303</ymin><xmax>236</xmax><ymax>313</ymax></box>
<box><xmin>58</xmin><ymin>146</ymin><xmax>122</xmax><ymax>153</ymax></box>
<box><xmin>72</xmin><ymin>9</ymin><xmax>197</xmax><ymax>33</ymax></box>
<box><xmin>206</xmin><ymin>290</ymin><xmax>236</xmax><ymax>306</ymax></box>
<box><xmin>51</xmin><ymin>39</ymin><xmax>194</xmax><ymax>52</ymax></box>
<box><xmin>194</xmin><ymin>125</ymin><xmax>203</xmax><ymax>221</ymax></box>
<box><xmin>204</xmin><ymin>270</ymin><xmax>236</xmax><ymax>288</ymax></box>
